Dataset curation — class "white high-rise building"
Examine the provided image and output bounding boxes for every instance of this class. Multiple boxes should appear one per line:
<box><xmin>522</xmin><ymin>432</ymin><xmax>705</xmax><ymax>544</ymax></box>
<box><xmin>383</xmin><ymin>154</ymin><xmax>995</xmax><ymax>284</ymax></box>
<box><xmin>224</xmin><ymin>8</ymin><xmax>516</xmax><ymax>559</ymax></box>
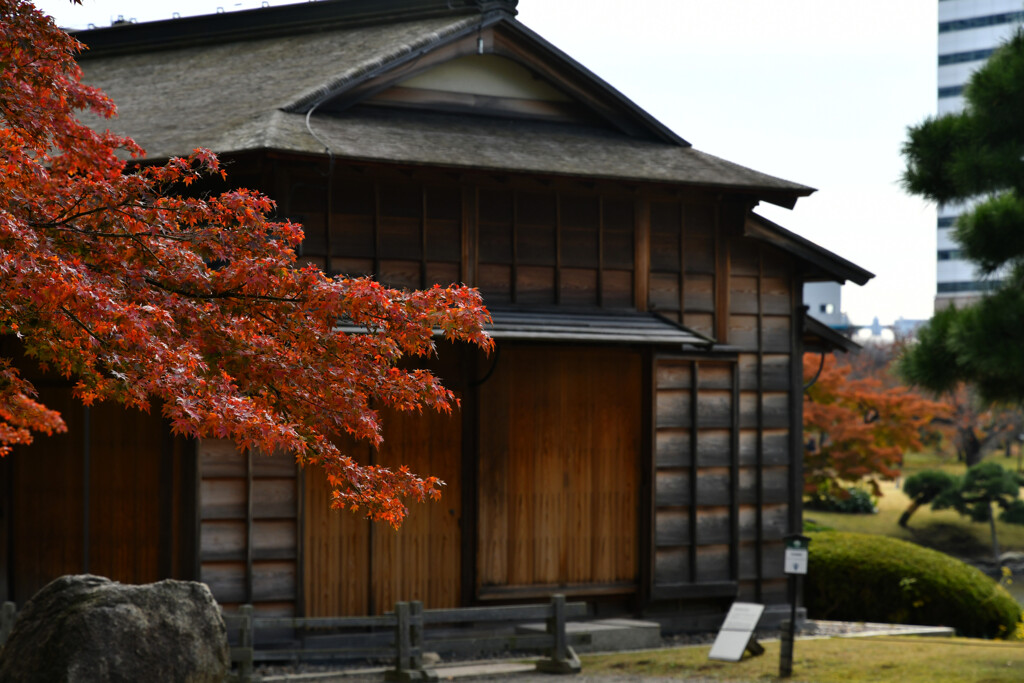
<box><xmin>936</xmin><ymin>0</ymin><xmax>1024</xmax><ymax>308</ymax></box>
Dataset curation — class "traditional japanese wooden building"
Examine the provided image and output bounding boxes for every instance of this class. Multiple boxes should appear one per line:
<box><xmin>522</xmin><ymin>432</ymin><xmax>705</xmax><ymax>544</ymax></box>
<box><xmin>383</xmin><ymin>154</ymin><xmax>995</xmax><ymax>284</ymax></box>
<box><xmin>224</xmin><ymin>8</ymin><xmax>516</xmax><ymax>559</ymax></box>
<box><xmin>0</xmin><ymin>0</ymin><xmax>871</xmax><ymax>631</ymax></box>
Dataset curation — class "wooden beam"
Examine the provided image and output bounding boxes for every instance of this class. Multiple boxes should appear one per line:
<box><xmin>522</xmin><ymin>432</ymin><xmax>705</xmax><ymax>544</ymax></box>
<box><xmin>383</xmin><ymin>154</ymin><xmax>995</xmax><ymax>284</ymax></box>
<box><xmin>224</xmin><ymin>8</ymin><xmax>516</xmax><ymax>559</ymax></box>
<box><xmin>688</xmin><ymin>361</ymin><xmax>698</xmax><ymax>582</ymax></box>
<box><xmin>714</xmin><ymin>203</ymin><xmax>730</xmax><ymax>343</ymax></box>
<box><xmin>82</xmin><ymin>405</ymin><xmax>91</xmax><ymax>574</ymax></box>
<box><xmin>730</xmin><ymin>362</ymin><xmax>740</xmax><ymax>583</ymax></box>
<box><xmin>639</xmin><ymin>349</ymin><xmax>655</xmax><ymax>613</ymax></box>
<box><xmin>459</xmin><ymin>348</ymin><xmax>480</xmax><ymax>606</ymax></box>
<box><xmin>755</xmin><ymin>248</ymin><xmax>765</xmax><ymax>602</ymax></box>
<box><xmin>597</xmin><ymin>196</ymin><xmax>605</xmax><ymax>308</ymax></box>
<box><xmin>461</xmin><ymin>185</ymin><xmax>477</xmax><ymax>286</ymax></box>
<box><xmin>678</xmin><ymin>201</ymin><xmax>686</xmax><ymax>321</ymax></box>
<box><xmin>789</xmin><ymin>270</ymin><xmax>804</xmax><ymax>535</ymax></box>
<box><xmin>511</xmin><ymin>190</ymin><xmax>519</xmax><ymax>303</ymax></box>
<box><xmin>158</xmin><ymin>419</ymin><xmax>175</xmax><ymax>579</ymax></box>
<box><xmin>245</xmin><ymin>450</ymin><xmax>254</xmax><ymax>605</ymax></box>
<box><xmin>554</xmin><ymin>193</ymin><xmax>562</xmax><ymax>304</ymax></box>
<box><xmin>0</xmin><ymin>446</ymin><xmax>10</xmax><ymax>602</ymax></box>
<box><xmin>634</xmin><ymin>197</ymin><xmax>650</xmax><ymax>311</ymax></box>
<box><xmin>295</xmin><ymin>465</ymin><xmax>305</xmax><ymax>617</ymax></box>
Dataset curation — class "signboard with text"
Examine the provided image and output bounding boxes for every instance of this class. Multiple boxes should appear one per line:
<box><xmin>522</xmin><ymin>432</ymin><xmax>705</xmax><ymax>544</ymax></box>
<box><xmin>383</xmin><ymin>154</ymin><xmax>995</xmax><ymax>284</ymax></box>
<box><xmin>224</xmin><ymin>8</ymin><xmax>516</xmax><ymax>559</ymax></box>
<box><xmin>708</xmin><ymin>602</ymin><xmax>765</xmax><ymax>662</ymax></box>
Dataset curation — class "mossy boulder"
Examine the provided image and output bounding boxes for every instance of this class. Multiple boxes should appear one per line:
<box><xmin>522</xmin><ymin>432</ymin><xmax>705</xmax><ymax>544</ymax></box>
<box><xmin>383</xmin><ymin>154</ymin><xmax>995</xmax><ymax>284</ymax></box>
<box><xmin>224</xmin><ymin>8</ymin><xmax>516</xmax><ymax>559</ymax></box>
<box><xmin>0</xmin><ymin>575</ymin><xmax>229</xmax><ymax>682</ymax></box>
<box><xmin>805</xmin><ymin>531</ymin><xmax>1021</xmax><ymax>639</ymax></box>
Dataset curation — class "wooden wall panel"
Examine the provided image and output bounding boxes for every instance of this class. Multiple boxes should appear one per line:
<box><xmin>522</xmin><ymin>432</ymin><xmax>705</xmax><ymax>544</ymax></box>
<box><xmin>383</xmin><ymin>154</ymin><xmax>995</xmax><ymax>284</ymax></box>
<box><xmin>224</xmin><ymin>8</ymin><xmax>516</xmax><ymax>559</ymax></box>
<box><xmin>303</xmin><ymin>403</ymin><xmax>462</xmax><ymax>616</ymax></box>
<box><xmin>198</xmin><ymin>439</ymin><xmax>297</xmax><ymax>614</ymax></box>
<box><xmin>651</xmin><ymin>357</ymin><xmax>740</xmax><ymax>599</ymax></box>
<box><xmin>654</xmin><ymin>470</ymin><xmax>690</xmax><ymax>507</ymax></box>
<box><xmin>477</xmin><ymin>347</ymin><xmax>640</xmax><ymax>592</ymax></box>
<box><xmin>654</xmin><ymin>510</ymin><xmax>689</xmax><ymax>547</ymax></box>
<box><xmin>85</xmin><ymin>402</ymin><xmax>163</xmax><ymax>586</ymax></box>
<box><xmin>10</xmin><ymin>389</ymin><xmax>83</xmax><ymax>605</ymax></box>
<box><xmin>303</xmin><ymin>465</ymin><xmax>370</xmax><ymax>616</ymax></box>
<box><xmin>371</xmin><ymin>405</ymin><xmax>462</xmax><ymax>612</ymax></box>
<box><xmin>655</xmin><ymin>429</ymin><xmax>691</xmax><ymax>467</ymax></box>
<box><xmin>9</xmin><ymin>389</ymin><xmax>174</xmax><ymax>605</ymax></box>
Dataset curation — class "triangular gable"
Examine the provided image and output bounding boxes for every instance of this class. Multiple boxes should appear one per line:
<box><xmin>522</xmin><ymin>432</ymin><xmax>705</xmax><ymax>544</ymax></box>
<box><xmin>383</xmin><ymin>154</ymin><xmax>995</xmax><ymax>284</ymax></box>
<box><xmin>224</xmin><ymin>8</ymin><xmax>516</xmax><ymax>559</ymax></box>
<box><xmin>362</xmin><ymin>54</ymin><xmax>601</xmax><ymax>125</ymax></box>
<box><xmin>287</xmin><ymin>17</ymin><xmax>689</xmax><ymax>145</ymax></box>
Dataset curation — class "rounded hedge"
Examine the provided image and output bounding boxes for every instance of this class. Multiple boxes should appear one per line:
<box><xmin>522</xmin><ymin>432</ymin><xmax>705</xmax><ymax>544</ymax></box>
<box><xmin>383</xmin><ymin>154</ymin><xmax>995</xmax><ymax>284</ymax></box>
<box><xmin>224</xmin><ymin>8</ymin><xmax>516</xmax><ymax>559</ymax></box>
<box><xmin>805</xmin><ymin>531</ymin><xmax>1021</xmax><ymax>639</ymax></box>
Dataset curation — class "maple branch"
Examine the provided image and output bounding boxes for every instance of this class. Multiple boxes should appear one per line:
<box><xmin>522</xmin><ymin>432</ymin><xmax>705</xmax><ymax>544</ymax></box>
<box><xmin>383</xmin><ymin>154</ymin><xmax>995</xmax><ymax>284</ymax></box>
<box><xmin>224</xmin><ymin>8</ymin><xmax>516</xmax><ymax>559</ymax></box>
<box><xmin>57</xmin><ymin>306</ymin><xmax>105</xmax><ymax>346</ymax></box>
<box><xmin>142</xmin><ymin>277</ymin><xmax>306</xmax><ymax>304</ymax></box>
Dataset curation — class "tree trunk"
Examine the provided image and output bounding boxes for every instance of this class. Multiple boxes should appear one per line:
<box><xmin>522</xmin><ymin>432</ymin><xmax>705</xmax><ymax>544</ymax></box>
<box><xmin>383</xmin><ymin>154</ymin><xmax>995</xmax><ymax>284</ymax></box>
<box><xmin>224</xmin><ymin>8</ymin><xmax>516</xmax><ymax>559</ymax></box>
<box><xmin>899</xmin><ymin>500</ymin><xmax>922</xmax><ymax>528</ymax></box>
<box><xmin>988</xmin><ymin>503</ymin><xmax>1001</xmax><ymax>566</ymax></box>
<box><xmin>962</xmin><ymin>427</ymin><xmax>983</xmax><ymax>467</ymax></box>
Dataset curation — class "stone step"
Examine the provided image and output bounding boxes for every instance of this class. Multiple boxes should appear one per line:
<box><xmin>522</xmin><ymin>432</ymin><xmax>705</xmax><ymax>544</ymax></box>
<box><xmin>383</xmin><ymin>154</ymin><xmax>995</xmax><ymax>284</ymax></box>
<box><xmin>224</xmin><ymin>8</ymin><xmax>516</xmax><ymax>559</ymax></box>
<box><xmin>515</xmin><ymin>618</ymin><xmax>662</xmax><ymax>653</ymax></box>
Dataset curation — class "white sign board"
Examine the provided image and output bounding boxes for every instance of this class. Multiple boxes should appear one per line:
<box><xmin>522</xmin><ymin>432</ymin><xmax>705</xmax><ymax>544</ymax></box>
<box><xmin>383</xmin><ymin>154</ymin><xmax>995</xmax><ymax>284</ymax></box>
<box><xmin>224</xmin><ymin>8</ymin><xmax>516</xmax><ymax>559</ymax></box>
<box><xmin>784</xmin><ymin>547</ymin><xmax>808</xmax><ymax>575</ymax></box>
<box><xmin>708</xmin><ymin>602</ymin><xmax>765</xmax><ymax>662</ymax></box>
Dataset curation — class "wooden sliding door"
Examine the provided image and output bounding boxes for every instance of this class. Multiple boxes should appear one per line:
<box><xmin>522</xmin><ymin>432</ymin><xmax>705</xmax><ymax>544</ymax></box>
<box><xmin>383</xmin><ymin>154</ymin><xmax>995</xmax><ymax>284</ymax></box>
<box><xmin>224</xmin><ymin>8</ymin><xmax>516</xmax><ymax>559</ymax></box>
<box><xmin>477</xmin><ymin>346</ymin><xmax>641</xmax><ymax>597</ymax></box>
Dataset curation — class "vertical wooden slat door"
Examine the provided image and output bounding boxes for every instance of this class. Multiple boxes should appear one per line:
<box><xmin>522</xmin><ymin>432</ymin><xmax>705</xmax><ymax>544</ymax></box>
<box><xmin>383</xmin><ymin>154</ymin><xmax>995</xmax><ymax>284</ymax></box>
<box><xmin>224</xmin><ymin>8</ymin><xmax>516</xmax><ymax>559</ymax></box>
<box><xmin>303</xmin><ymin>404</ymin><xmax>462</xmax><ymax>616</ymax></box>
<box><xmin>8</xmin><ymin>388</ymin><xmax>169</xmax><ymax>605</ymax></box>
<box><xmin>477</xmin><ymin>346</ymin><xmax>641</xmax><ymax>596</ymax></box>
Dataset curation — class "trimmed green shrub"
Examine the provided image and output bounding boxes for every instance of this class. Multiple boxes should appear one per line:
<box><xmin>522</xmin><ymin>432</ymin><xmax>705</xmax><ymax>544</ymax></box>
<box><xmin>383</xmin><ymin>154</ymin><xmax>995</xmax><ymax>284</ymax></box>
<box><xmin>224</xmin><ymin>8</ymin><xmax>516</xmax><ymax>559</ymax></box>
<box><xmin>805</xmin><ymin>487</ymin><xmax>876</xmax><ymax>514</ymax></box>
<box><xmin>805</xmin><ymin>531</ymin><xmax>1021</xmax><ymax>639</ymax></box>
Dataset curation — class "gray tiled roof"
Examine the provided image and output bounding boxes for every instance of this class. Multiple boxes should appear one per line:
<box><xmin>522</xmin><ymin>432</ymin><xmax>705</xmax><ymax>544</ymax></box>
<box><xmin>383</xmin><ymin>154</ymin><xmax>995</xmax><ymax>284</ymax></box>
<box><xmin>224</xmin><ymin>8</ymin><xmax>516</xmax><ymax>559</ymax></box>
<box><xmin>79</xmin><ymin>14</ymin><xmax>812</xmax><ymax>197</ymax></box>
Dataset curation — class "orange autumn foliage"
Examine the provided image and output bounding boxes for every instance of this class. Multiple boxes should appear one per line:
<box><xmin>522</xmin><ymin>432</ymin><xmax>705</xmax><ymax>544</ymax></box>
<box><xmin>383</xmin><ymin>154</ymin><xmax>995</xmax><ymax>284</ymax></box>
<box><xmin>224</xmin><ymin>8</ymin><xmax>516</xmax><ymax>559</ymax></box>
<box><xmin>0</xmin><ymin>0</ymin><xmax>492</xmax><ymax>526</ymax></box>
<box><xmin>803</xmin><ymin>352</ymin><xmax>949</xmax><ymax>497</ymax></box>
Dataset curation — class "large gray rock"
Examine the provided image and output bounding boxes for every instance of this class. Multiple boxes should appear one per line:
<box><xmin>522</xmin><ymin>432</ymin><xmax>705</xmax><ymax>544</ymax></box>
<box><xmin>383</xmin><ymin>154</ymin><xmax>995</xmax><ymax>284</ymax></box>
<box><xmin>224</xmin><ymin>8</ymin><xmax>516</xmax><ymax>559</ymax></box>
<box><xmin>0</xmin><ymin>575</ymin><xmax>229</xmax><ymax>683</ymax></box>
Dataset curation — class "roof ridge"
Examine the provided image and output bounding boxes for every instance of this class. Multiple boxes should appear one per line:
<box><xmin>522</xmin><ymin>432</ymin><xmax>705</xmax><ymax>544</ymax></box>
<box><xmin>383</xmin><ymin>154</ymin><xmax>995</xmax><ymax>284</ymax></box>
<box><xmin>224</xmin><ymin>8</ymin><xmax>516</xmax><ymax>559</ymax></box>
<box><xmin>74</xmin><ymin>0</ymin><xmax>516</xmax><ymax>59</ymax></box>
<box><xmin>282</xmin><ymin>15</ymin><xmax>485</xmax><ymax>114</ymax></box>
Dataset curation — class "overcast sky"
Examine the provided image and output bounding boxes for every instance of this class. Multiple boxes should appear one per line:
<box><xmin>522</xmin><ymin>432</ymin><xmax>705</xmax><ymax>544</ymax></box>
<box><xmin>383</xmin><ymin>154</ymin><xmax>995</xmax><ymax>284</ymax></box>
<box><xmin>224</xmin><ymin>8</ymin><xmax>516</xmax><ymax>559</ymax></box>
<box><xmin>34</xmin><ymin>0</ymin><xmax>939</xmax><ymax>326</ymax></box>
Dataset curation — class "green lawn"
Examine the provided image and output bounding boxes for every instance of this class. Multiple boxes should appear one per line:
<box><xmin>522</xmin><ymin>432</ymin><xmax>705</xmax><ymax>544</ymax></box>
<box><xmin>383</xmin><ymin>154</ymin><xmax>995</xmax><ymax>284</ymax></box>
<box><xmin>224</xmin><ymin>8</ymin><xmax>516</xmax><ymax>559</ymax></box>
<box><xmin>581</xmin><ymin>636</ymin><xmax>1024</xmax><ymax>682</ymax></box>
<box><xmin>805</xmin><ymin>451</ymin><xmax>1024</xmax><ymax>561</ymax></box>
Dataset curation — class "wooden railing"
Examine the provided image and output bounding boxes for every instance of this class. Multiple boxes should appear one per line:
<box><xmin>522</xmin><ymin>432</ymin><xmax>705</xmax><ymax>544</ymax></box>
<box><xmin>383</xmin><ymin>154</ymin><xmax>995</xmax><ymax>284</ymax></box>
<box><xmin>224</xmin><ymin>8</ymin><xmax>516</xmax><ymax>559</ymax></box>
<box><xmin>2</xmin><ymin>595</ymin><xmax>588</xmax><ymax>681</ymax></box>
<box><xmin>224</xmin><ymin>594</ymin><xmax>589</xmax><ymax>682</ymax></box>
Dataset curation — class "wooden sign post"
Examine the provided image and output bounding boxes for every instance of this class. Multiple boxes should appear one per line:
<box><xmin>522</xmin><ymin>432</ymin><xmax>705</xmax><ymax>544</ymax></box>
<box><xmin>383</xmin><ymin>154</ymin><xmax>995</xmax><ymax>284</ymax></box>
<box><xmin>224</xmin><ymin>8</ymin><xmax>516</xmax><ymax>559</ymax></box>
<box><xmin>707</xmin><ymin>602</ymin><xmax>765</xmax><ymax>662</ymax></box>
<box><xmin>779</xmin><ymin>533</ymin><xmax>810</xmax><ymax>678</ymax></box>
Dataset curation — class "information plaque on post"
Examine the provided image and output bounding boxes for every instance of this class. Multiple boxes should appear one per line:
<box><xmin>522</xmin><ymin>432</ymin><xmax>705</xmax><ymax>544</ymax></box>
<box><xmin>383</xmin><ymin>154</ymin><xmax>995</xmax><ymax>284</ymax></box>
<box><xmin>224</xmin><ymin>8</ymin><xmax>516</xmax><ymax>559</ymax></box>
<box><xmin>707</xmin><ymin>602</ymin><xmax>765</xmax><ymax>662</ymax></box>
<box><xmin>784</xmin><ymin>535</ymin><xmax>810</xmax><ymax>575</ymax></box>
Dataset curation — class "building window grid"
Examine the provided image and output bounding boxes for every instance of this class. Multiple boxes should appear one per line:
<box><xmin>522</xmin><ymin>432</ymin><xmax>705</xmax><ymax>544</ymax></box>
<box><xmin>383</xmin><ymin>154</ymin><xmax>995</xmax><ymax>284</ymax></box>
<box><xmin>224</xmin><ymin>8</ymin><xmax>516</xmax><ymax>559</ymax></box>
<box><xmin>939</xmin><ymin>10</ymin><xmax>1024</xmax><ymax>33</ymax></box>
<box><xmin>938</xmin><ymin>48</ymin><xmax>996</xmax><ymax>66</ymax></box>
<box><xmin>937</xmin><ymin>279</ymin><xmax>1002</xmax><ymax>294</ymax></box>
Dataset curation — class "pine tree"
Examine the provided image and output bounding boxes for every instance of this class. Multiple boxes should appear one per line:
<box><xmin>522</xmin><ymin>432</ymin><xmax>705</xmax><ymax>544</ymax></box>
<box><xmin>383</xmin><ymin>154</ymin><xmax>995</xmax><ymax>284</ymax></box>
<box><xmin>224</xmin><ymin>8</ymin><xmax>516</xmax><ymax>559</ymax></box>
<box><xmin>900</xmin><ymin>30</ymin><xmax>1024</xmax><ymax>403</ymax></box>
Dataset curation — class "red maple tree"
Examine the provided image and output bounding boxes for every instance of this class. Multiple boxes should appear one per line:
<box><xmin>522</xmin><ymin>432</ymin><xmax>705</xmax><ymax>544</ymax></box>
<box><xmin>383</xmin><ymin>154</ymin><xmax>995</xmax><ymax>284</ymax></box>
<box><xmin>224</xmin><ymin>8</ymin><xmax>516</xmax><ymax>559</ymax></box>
<box><xmin>0</xmin><ymin>0</ymin><xmax>491</xmax><ymax>525</ymax></box>
<box><xmin>803</xmin><ymin>350</ymin><xmax>949</xmax><ymax>498</ymax></box>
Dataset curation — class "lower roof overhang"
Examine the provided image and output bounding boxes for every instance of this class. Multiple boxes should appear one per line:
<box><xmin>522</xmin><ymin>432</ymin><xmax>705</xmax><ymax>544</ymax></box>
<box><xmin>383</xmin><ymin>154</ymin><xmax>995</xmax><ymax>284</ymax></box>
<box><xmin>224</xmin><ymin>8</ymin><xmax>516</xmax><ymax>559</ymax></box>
<box><xmin>804</xmin><ymin>314</ymin><xmax>861</xmax><ymax>354</ymax></box>
<box><xmin>338</xmin><ymin>307</ymin><xmax>714</xmax><ymax>349</ymax></box>
<box><xmin>483</xmin><ymin>307</ymin><xmax>714</xmax><ymax>348</ymax></box>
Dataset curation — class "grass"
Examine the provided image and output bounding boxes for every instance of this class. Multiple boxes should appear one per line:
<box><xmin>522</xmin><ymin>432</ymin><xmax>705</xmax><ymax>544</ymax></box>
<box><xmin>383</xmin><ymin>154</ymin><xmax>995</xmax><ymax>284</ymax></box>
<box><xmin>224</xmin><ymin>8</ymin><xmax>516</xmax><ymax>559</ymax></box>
<box><xmin>804</xmin><ymin>450</ymin><xmax>1024</xmax><ymax>561</ymax></box>
<box><xmin>581</xmin><ymin>636</ymin><xmax>1024</xmax><ymax>682</ymax></box>
<box><xmin>804</xmin><ymin>480</ymin><xmax>1024</xmax><ymax>559</ymax></box>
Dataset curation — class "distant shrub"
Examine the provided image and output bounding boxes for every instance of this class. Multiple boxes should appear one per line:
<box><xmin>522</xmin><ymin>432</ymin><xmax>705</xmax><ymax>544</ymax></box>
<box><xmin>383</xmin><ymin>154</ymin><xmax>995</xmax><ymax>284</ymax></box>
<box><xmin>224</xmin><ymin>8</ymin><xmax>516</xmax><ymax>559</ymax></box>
<box><xmin>804</xmin><ymin>487</ymin><xmax>876</xmax><ymax>514</ymax></box>
<box><xmin>999</xmin><ymin>499</ymin><xmax>1024</xmax><ymax>525</ymax></box>
<box><xmin>805</xmin><ymin>531</ymin><xmax>1021</xmax><ymax>639</ymax></box>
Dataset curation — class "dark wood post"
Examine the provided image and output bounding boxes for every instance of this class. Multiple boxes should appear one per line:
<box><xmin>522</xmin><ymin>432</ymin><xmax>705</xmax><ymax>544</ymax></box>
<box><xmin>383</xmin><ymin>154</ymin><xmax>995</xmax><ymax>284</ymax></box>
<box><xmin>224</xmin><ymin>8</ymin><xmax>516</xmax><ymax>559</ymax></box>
<box><xmin>237</xmin><ymin>604</ymin><xmax>254</xmax><ymax>683</ymax></box>
<box><xmin>536</xmin><ymin>594</ymin><xmax>581</xmax><ymax>674</ymax></box>
<box><xmin>410</xmin><ymin>600</ymin><xmax>425</xmax><ymax>670</ymax></box>
<box><xmin>395</xmin><ymin>601</ymin><xmax>411</xmax><ymax>673</ymax></box>
<box><xmin>386</xmin><ymin>602</ymin><xmax>437</xmax><ymax>681</ymax></box>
